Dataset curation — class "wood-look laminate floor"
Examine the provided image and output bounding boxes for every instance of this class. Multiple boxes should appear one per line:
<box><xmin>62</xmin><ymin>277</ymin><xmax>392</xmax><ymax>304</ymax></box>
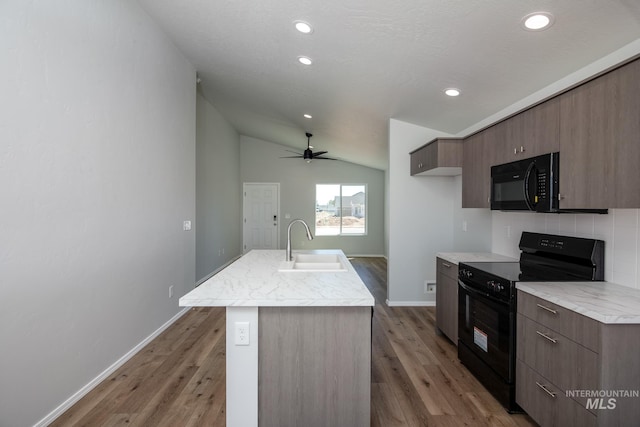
<box><xmin>52</xmin><ymin>257</ymin><xmax>536</xmax><ymax>427</ymax></box>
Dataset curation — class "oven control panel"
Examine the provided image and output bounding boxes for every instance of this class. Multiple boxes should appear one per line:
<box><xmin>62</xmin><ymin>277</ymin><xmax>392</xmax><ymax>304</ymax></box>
<box><xmin>459</xmin><ymin>266</ymin><xmax>514</xmax><ymax>302</ymax></box>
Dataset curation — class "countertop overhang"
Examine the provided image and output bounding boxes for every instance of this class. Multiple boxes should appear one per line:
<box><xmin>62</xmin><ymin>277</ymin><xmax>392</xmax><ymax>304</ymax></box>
<box><xmin>179</xmin><ymin>249</ymin><xmax>375</xmax><ymax>307</ymax></box>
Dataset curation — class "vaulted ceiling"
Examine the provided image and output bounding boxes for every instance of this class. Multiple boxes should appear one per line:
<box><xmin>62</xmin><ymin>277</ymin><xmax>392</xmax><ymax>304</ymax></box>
<box><xmin>138</xmin><ymin>0</ymin><xmax>640</xmax><ymax>170</ymax></box>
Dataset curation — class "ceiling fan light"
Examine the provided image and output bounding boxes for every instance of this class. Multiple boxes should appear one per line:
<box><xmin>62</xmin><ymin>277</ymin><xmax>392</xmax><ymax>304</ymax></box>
<box><xmin>297</xmin><ymin>56</ymin><xmax>313</xmax><ymax>65</ymax></box>
<box><xmin>303</xmin><ymin>113</ymin><xmax>312</xmax><ymax>119</ymax></box>
<box><xmin>444</xmin><ymin>88</ymin><xmax>460</xmax><ymax>97</ymax></box>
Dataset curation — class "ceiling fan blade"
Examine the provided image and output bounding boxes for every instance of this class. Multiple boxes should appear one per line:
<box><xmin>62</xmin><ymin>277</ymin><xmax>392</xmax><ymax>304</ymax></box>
<box><xmin>280</xmin><ymin>155</ymin><xmax>303</xmax><ymax>158</ymax></box>
<box><xmin>313</xmin><ymin>151</ymin><xmax>328</xmax><ymax>157</ymax></box>
<box><xmin>314</xmin><ymin>156</ymin><xmax>338</xmax><ymax>160</ymax></box>
<box><xmin>285</xmin><ymin>149</ymin><xmax>303</xmax><ymax>155</ymax></box>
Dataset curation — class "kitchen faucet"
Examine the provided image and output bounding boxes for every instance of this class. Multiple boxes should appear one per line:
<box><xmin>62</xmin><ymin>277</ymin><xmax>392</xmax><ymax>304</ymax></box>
<box><xmin>286</xmin><ymin>219</ymin><xmax>314</xmax><ymax>261</ymax></box>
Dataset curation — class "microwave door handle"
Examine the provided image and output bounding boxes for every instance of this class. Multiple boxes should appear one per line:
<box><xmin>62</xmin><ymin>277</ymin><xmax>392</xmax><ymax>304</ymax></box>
<box><xmin>523</xmin><ymin>162</ymin><xmax>536</xmax><ymax>211</ymax></box>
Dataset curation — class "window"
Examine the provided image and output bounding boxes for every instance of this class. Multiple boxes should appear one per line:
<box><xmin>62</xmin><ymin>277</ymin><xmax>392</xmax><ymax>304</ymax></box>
<box><xmin>315</xmin><ymin>184</ymin><xmax>367</xmax><ymax>236</ymax></box>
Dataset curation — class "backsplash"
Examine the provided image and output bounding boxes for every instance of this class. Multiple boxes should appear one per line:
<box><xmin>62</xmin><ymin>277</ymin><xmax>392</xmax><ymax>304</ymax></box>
<box><xmin>492</xmin><ymin>209</ymin><xmax>639</xmax><ymax>289</ymax></box>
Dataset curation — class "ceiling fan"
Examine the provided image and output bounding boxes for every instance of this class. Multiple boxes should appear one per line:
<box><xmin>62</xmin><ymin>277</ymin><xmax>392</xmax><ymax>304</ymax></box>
<box><xmin>281</xmin><ymin>132</ymin><xmax>337</xmax><ymax>163</ymax></box>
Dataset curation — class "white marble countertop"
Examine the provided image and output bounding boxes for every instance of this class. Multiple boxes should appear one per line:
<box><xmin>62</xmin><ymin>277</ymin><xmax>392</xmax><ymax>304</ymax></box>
<box><xmin>179</xmin><ymin>249</ymin><xmax>375</xmax><ymax>307</ymax></box>
<box><xmin>516</xmin><ymin>281</ymin><xmax>640</xmax><ymax>324</ymax></box>
<box><xmin>436</xmin><ymin>252</ymin><xmax>517</xmax><ymax>266</ymax></box>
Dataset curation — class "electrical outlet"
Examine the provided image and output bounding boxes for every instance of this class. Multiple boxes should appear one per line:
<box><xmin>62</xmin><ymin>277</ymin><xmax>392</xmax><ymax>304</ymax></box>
<box><xmin>462</xmin><ymin>220</ymin><xmax>468</xmax><ymax>232</ymax></box>
<box><xmin>506</xmin><ymin>225</ymin><xmax>512</xmax><ymax>238</ymax></box>
<box><xmin>183</xmin><ymin>220</ymin><xmax>191</xmax><ymax>231</ymax></box>
<box><xmin>169</xmin><ymin>285</ymin><xmax>174</xmax><ymax>298</ymax></box>
<box><xmin>427</xmin><ymin>283</ymin><xmax>436</xmax><ymax>293</ymax></box>
<box><xmin>235</xmin><ymin>322</ymin><xmax>250</xmax><ymax>346</ymax></box>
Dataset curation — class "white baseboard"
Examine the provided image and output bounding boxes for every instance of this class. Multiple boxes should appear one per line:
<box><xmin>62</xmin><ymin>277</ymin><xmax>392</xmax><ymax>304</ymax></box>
<box><xmin>345</xmin><ymin>254</ymin><xmax>386</xmax><ymax>258</ymax></box>
<box><xmin>35</xmin><ymin>307</ymin><xmax>190</xmax><ymax>427</ymax></box>
<box><xmin>386</xmin><ymin>299</ymin><xmax>436</xmax><ymax>307</ymax></box>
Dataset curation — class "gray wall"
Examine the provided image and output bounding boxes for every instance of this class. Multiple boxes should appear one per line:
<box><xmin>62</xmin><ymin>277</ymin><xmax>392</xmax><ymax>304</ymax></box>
<box><xmin>387</xmin><ymin>119</ymin><xmax>491</xmax><ymax>305</ymax></box>
<box><xmin>0</xmin><ymin>1</ymin><xmax>196</xmax><ymax>425</ymax></box>
<box><xmin>240</xmin><ymin>136</ymin><xmax>385</xmax><ymax>256</ymax></box>
<box><xmin>196</xmin><ymin>94</ymin><xmax>242</xmax><ymax>281</ymax></box>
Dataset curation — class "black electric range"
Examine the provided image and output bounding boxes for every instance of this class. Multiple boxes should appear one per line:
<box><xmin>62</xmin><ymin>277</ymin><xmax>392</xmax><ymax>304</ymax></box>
<box><xmin>457</xmin><ymin>232</ymin><xmax>604</xmax><ymax>412</ymax></box>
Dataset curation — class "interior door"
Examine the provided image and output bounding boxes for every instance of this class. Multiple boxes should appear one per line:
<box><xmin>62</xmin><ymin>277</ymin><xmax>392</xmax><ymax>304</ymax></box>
<box><xmin>243</xmin><ymin>183</ymin><xmax>280</xmax><ymax>253</ymax></box>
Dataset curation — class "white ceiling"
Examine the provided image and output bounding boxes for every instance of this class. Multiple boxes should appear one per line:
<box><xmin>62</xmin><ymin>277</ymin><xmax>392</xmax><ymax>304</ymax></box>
<box><xmin>138</xmin><ymin>0</ymin><xmax>640</xmax><ymax>170</ymax></box>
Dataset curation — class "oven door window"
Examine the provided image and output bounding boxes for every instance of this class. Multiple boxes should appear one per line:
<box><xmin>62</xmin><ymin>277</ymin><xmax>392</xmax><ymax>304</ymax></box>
<box><xmin>458</xmin><ymin>283</ymin><xmax>514</xmax><ymax>382</ymax></box>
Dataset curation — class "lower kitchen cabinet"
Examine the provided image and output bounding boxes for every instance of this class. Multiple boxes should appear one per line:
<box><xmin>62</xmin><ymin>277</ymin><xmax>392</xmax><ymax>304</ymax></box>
<box><xmin>436</xmin><ymin>257</ymin><xmax>458</xmax><ymax>344</ymax></box>
<box><xmin>516</xmin><ymin>290</ymin><xmax>640</xmax><ymax>426</ymax></box>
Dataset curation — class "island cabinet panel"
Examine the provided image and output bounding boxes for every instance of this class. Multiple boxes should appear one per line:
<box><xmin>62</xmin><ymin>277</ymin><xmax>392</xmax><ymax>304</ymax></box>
<box><xmin>559</xmin><ymin>58</ymin><xmax>640</xmax><ymax>209</ymax></box>
<box><xmin>462</xmin><ymin>131</ymin><xmax>491</xmax><ymax>208</ymax></box>
<box><xmin>258</xmin><ymin>306</ymin><xmax>371</xmax><ymax>427</ymax></box>
<box><xmin>410</xmin><ymin>138</ymin><xmax>463</xmax><ymax>176</ymax></box>
<box><xmin>435</xmin><ymin>257</ymin><xmax>458</xmax><ymax>344</ymax></box>
<box><xmin>516</xmin><ymin>290</ymin><xmax>640</xmax><ymax>426</ymax></box>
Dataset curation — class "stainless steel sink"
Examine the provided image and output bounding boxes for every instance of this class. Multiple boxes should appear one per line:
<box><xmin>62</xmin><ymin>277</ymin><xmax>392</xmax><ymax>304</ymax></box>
<box><xmin>278</xmin><ymin>253</ymin><xmax>348</xmax><ymax>272</ymax></box>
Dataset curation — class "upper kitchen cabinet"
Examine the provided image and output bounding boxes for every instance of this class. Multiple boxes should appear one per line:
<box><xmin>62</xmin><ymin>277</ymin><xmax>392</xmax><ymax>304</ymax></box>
<box><xmin>496</xmin><ymin>98</ymin><xmax>561</xmax><ymax>165</ymax></box>
<box><xmin>559</xmin><ymin>58</ymin><xmax>640</xmax><ymax>209</ymax></box>
<box><xmin>462</xmin><ymin>131</ymin><xmax>491</xmax><ymax>208</ymax></box>
<box><xmin>410</xmin><ymin>138</ymin><xmax>463</xmax><ymax>176</ymax></box>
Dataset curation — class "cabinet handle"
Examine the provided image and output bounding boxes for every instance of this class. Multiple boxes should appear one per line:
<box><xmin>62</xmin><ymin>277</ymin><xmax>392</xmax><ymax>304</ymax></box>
<box><xmin>536</xmin><ymin>303</ymin><xmax>558</xmax><ymax>314</ymax></box>
<box><xmin>558</xmin><ymin>194</ymin><xmax>564</xmax><ymax>201</ymax></box>
<box><xmin>442</xmin><ymin>262</ymin><xmax>452</xmax><ymax>268</ymax></box>
<box><xmin>520</xmin><ymin>146</ymin><xmax>525</xmax><ymax>153</ymax></box>
<box><xmin>514</xmin><ymin>147</ymin><xmax>518</xmax><ymax>155</ymax></box>
<box><xmin>535</xmin><ymin>382</ymin><xmax>557</xmax><ymax>398</ymax></box>
<box><xmin>536</xmin><ymin>330</ymin><xmax>558</xmax><ymax>344</ymax></box>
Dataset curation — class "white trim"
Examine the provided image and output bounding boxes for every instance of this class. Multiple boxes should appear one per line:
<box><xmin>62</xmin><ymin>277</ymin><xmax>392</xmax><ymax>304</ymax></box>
<box><xmin>34</xmin><ymin>307</ymin><xmax>190</xmax><ymax>427</ymax></box>
<box><xmin>226</xmin><ymin>306</ymin><xmax>259</xmax><ymax>427</ymax></box>
<box><xmin>385</xmin><ymin>299</ymin><xmax>436</xmax><ymax>307</ymax></box>
<box><xmin>344</xmin><ymin>254</ymin><xmax>386</xmax><ymax>258</ymax></box>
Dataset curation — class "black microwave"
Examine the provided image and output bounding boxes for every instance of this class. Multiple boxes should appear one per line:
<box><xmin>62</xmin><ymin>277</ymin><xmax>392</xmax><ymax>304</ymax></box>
<box><xmin>491</xmin><ymin>152</ymin><xmax>557</xmax><ymax>212</ymax></box>
<box><xmin>490</xmin><ymin>152</ymin><xmax>606</xmax><ymax>213</ymax></box>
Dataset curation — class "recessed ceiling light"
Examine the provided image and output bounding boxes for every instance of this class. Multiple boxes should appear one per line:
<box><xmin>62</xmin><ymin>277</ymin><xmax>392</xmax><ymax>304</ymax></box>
<box><xmin>303</xmin><ymin>114</ymin><xmax>312</xmax><ymax>119</ymax></box>
<box><xmin>522</xmin><ymin>12</ymin><xmax>554</xmax><ymax>31</ymax></box>
<box><xmin>297</xmin><ymin>56</ymin><xmax>313</xmax><ymax>65</ymax></box>
<box><xmin>294</xmin><ymin>21</ymin><xmax>313</xmax><ymax>34</ymax></box>
<box><xmin>444</xmin><ymin>88</ymin><xmax>460</xmax><ymax>97</ymax></box>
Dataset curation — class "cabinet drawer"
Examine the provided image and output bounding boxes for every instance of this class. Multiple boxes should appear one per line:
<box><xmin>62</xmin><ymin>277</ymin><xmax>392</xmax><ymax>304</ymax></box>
<box><xmin>516</xmin><ymin>360</ymin><xmax>596</xmax><ymax>427</ymax></box>
<box><xmin>436</xmin><ymin>258</ymin><xmax>457</xmax><ymax>280</ymax></box>
<box><xmin>517</xmin><ymin>290</ymin><xmax>600</xmax><ymax>352</ymax></box>
<box><xmin>517</xmin><ymin>314</ymin><xmax>599</xmax><ymax>410</ymax></box>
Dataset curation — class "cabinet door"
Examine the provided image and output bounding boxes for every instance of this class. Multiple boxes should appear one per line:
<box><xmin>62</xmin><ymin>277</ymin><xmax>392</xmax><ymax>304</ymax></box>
<box><xmin>521</xmin><ymin>97</ymin><xmax>560</xmax><ymax>157</ymax></box>
<box><xmin>462</xmin><ymin>132</ymin><xmax>491</xmax><ymax>208</ymax></box>
<box><xmin>436</xmin><ymin>258</ymin><xmax>458</xmax><ymax>344</ymax></box>
<box><xmin>495</xmin><ymin>98</ymin><xmax>560</xmax><ymax>166</ymax></box>
<box><xmin>559</xmin><ymin>59</ymin><xmax>640</xmax><ymax>208</ymax></box>
<box><xmin>410</xmin><ymin>148</ymin><xmax>425</xmax><ymax>175</ymax></box>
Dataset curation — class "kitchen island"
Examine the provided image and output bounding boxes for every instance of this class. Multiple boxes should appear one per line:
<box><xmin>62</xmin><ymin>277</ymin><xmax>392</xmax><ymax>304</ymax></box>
<box><xmin>179</xmin><ymin>249</ymin><xmax>374</xmax><ymax>427</ymax></box>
